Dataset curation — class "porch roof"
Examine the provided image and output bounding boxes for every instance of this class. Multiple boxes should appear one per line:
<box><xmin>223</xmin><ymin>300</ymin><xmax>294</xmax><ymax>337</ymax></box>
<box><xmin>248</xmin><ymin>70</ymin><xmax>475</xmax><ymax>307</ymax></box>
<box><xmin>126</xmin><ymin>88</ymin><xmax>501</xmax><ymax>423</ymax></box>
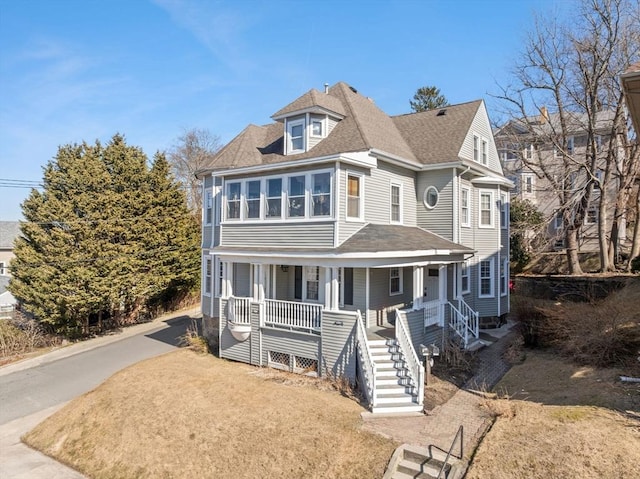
<box><xmin>212</xmin><ymin>224</ymin><xmax>474</xmax><ymax>266</ymax></box>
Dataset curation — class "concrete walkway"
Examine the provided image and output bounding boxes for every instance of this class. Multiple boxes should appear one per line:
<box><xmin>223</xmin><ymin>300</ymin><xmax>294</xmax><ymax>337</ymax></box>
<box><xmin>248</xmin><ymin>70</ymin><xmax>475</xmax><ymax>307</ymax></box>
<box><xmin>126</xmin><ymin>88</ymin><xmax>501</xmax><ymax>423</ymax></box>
<box><xmin>0</xmin><ymin>306</ymin><xmax>200</xmax><ymax>479</ymax></box>
<box><xmin>362</xmin><ymin>322</ymin><xmax>517</xmax><ymax>456</ymax></box>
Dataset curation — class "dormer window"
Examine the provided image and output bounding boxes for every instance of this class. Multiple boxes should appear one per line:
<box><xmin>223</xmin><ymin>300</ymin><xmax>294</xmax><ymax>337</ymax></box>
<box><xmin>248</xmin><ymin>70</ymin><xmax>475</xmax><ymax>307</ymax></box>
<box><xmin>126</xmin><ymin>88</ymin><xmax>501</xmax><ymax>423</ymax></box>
<box><xmin>287</xmin><ymin>119</ymin><xmax>305</xmax><ymax>153</ymax></box>
<box><xmin>311</xmin><ymin>119</ymin><xmax>324</xmax><ymax>137</ymax></box>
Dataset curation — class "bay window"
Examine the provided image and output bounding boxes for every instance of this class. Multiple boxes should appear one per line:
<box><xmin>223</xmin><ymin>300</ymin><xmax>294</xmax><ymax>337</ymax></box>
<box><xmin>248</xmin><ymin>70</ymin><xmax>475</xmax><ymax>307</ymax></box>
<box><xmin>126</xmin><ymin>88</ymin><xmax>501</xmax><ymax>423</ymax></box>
<box><xmin>246</xmin><ymin>180</ymin><xmax>261</xmax><ymax>219</ymax></box>
<box><xmin>227</xmin><ymin>182</ymin><xmax>241</xmax><ymax>220</ymax></box>
<box><xmin>288</xmin><ymin>175</ymin><xmax>306</xmax><ymax>217</ymax></box>
<box><xmin>266</xmin><ymin>178</ymin><xmax>282</xmax><ymax>218</ymax></box>
<box><xmin>311</xmin><ymin>172</ymin><xmax>331</xmax><ymax>217</ymax></box>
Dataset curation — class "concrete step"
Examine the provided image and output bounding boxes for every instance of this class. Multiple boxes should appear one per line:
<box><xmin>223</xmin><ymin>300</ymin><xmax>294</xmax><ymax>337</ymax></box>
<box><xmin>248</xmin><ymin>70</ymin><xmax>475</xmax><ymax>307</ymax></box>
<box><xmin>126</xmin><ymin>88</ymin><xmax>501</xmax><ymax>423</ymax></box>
<box><xmin>374</xmin><ymin>392</ymin><xmax>417</xmax><ymax>404</ymax></box>
<box><xmin>396</xmin><ymin>457</ymin><xmax>445</xmax><ymax>479</ymax></box>
<box><xmin>372</xmin><ymin>402</ymin><xmax>423</xmax><ymax>415</ymax></box>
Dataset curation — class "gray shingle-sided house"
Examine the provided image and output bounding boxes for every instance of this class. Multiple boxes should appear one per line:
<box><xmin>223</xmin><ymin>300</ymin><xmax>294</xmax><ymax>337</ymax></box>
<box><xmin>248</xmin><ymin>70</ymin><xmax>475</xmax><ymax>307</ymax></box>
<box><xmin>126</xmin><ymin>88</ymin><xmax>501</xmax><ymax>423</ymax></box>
<box><xmin>197</xmin><ymin>82</ymin><xmax>511</xmax><ymax>413</ymax></box>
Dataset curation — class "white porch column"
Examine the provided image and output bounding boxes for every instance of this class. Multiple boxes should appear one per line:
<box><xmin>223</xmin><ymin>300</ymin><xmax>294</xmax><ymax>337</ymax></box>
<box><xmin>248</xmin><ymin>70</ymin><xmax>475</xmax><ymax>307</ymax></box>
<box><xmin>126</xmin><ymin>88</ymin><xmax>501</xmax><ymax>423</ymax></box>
<box><xmin>412</xmin><ymin>265</ymin><xmax>424</xmax><ymax>310</ymax></box>
<box><xmin>438</xmin><ymin>264</ymin><xmax>447</xmax><ymax>327</ymax></box>
<box><xmin>223</xmin><ymin>262</ymin><xmax>233</xmax><ymax>298</ymax></box>
<box><xmin>365</xmin><ymin>267</ymin><xmax>370</xmax><ymax>328</ymax></box>
<box><xmin>330</xmin><ymin>267</ymin><xmax>340</xmax><ymax>311</ymax></box>
<box><xmin>252</xmin><ymin>263</ymin><xmax>265</xmax><ymax>302</ymax></box>
<box><xmin>324</xmin><ymin>268</ymin><xmax>332</xmax><ymax>310</ymax></box>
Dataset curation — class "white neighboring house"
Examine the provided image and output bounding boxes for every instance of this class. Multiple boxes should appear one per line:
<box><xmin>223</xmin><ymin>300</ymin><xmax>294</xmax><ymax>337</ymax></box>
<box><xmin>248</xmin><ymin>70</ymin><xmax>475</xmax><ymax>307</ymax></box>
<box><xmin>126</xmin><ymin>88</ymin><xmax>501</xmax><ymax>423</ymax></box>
<box><xmin>196</xmin><ymin>82</ymin><xmax>511</xmax><ymax>413</ymax></box>
<box><xmin>0</xmin><ymin>221</ymin><xmax>20</xmax><ymax>317</ymax></box>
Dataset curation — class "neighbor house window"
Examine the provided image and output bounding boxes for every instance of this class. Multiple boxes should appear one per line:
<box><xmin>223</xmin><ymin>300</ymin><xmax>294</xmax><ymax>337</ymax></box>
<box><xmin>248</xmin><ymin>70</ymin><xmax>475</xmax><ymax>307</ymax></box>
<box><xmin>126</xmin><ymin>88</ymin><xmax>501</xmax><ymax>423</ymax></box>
<box><xmin>216</xmin><ymin>259</ymin><xmax>224</xmax><ymax>297</ymax></box>
<box><xmin>266</xmin><ymin>178</ymin><xmax>282</xmax><ymax>218</ymax></box>
<box><xmin>305</xmin><ymin>266</ymin><xmax>319</xmax><ymax>301</ymax></box>
<box><xmin>390</xmin><ymin>267</ymin><xmax>402</xmax><ymax>295</ymax></box>
<box><xmin>473</xmin><ymin>135</ymin><xmax>479</xmax><ymax>162</ymax></box>
<box><xmin>461</xmin><ymin>187</ymin><xmax>470</xmax><ymax>227</ymax></box>
<box><xmin>311</xmin><ymin>172</ymin><xmax>331</xmax><ymax>217</ymax></box>
<box><xmin>204</xmin><ymin>257</ymin><xmax>212</xmax><ymax>295</ymax></box>
<box><xmin>479</xmin><ymin>191</ymin><xmax>494</xmax><ymax>228</ymax></box>
<box><xmin>586</xmin><ymin>207</ymin><xmax>598</xmax><ymax>225</ymax></box>
<box><xmin>555</xmin><ymin>211</ymin><xmax>563</xmax><ymax>230</ymax></box>
<box><xmin>287</xmin><ymin>119</ymin><xmax>305</xmax><ymax>153</ymax></box>
<box><xmin>288</xmin><ymin>175</ymin><xmax>306</xmax><ymax>217</ymax></box>
<box><xmin>500</xmin><ymin>258</ymin><xmax>508</xmax><ymax>297</ymax></box>
<box><xmin>390</xmin><ymin>183</ymin><xmax>402</xmax><ymax>223</ymax></box>
<box><xmin>567</xmin><ymin>136</ymin><xmax>574</xmax><ymax>155</ymax></box>
<box><xmin>522</xmin><ymin>174</ymin><xmax>534</xmax><ymax>194</ymax></box>
<box><xmin>0</xmin><ymin>262</ymin><xmax>5</xmax><ymax>276</ymax></box>
<box><xmin>347</xmin><ymin>173</ymin><xmax>362</xmax><ymax>219</ymax></box>
<box><xmin>482</xmin><ymin>139</ymin><xmax>488</xmax><ymax>165</ymax></box>
<box><xmin>479</xmin><ymin>259</ymin><xmax>494</xmax><ymax>298</ymax></box>
<box><xmin>205</xmin><ymin>190</ymin><xmax>213</xmax><ymax>225</ymax></box>
<box><xmin>226</xmin><ymin>182</ymin><xmax>241</xmax><ymax>220</ymax></box>
<box><xmin>245</xmin><ymin>180</ymin><xmax>261</xmax><ymax>219</ymax></box>
<box><xmin>460</xmin><ymin>261</ymin><xmax>470</xmax><ymax>294</ymax></box>
<box><xmin>500</xmin><ymin>193</ymin><xmax>507</xmax><ymax>229</ymax></box>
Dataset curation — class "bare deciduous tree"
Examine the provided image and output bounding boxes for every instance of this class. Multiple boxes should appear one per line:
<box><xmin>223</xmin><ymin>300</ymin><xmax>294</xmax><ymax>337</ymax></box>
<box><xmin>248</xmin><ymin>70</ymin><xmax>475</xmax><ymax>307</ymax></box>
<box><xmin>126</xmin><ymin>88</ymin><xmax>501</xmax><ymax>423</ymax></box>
<box><xmin>168</xmin><ymin>128</ymin><xmax>222</xmax><ymax>217</ymax></box>
<box><xmin>494</xmin><ymin>0</ymin><xmax>640</xmax><ymax>274</ymax></box>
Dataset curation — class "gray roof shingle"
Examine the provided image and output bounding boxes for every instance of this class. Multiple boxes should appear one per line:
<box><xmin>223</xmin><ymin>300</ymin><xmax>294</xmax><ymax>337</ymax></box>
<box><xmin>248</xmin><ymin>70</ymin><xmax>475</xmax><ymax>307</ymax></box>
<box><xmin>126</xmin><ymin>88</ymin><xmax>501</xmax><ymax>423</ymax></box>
<box><xmin>0</xmin><ymin>221</ymin><xmax>20</xmax><ymax>250</ymax></box>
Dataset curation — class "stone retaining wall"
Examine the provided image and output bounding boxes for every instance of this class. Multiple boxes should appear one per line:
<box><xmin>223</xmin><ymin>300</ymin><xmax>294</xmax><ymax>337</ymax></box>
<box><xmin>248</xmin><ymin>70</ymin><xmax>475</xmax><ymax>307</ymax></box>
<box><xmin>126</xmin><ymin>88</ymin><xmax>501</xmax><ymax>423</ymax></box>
<box><xmin>514</xmin><ymin>275</ymin><xmax>637</xmax><ymax>301</ymax></box>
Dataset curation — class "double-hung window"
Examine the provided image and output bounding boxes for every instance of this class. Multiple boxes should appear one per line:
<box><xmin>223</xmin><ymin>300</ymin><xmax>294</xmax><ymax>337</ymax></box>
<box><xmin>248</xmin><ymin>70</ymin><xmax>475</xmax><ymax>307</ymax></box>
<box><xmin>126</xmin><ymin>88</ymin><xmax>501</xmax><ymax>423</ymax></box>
<box><xmin>460</xmin><ymin>261</ymin><xmax>470</xmax><ymax>294</ymax></box>
<box><xmin>555</xmin><ymin>211</ymin><xmax>563</xmax><ymax>230</ymax></box>
<box><xmin>245</xmin><ymin>180</ymin><xmax>261</xmax><ymax>219</ymax></box>
<box><xmin>305</xmin><ymin>266</ymin><xmax>319</xmax><ymax>301</ymax></box>
<box><xmin>390</xmin><ymin>267</ymin><xmax>402</xmax><ymax>295</ymax></box>
<box><xmin>586</xmin><ymin>207</ymin><xmax>598</xmax><ymax>225</ymax></box>
<box><xmin>479</xmin><ymin>191</ymin><xmax>494</xmax><ymax>228</ymax></box>
<box><xmin>216</xmin><ymin>260</ymin><xmax>224</xmax><ymax>297</ymax></box>
<box><xmin>311</xmin><ymin>172</ymin><xmax>331</xmax><ymax>217</ymax></box>
<box><xmin>461</xmin><ymin>187</ymin><xmax>470</xmax><ymax>227</ymax></box>
<box><xmin>288</xmin><ymin>119</ymin><xmax>305</xmax><ymax>153</ymax></box>
<box><xmin>500</xmin><ymin>193</ymin><xmax>507</xmax><ymax>229</ymax></box>
<box><xmin>266</xmin><ymin>178</ymin><xmax>282</xmax><ymax>218</ymax></box>
<box><xmin>288</xmin><ymin>175</ymin><xmax>306</xmax><ymax>217</ymax></box>
<box><xmin>482</xmin><ymin>139</ymin><xmax>488</xmax><ymax>165</ymax></box>
<box><xmin>204</xmin><ymin>257</ymin><xmax>212</xmax><ymax>295</ymax></box>
<box><xmin>347</xmin><ymin>174</ymin><xmax>362</xmax><ymax>220</ymax></box>
<box><xmin>390</xmin><ymin>183</ymin><xmax>401</xmax><ymax>223</ymax></box>
<box><xmin>500</xmin><ymin>259</ymin><xmax>508</xmax><ymax>297</ymax></box>
<box><xmin>311</xmin><ymin>119</ymin><xmax>323</xmax><ymax>137</ymax></box>
<box><xmin>204</xmin><ymin>190</ymin><xmax>213</xmax><ymax>225</ymax></box>
<box><xmin>473</xmin><ymin>135</ymin><xmax>479</xmax><ymax>162</ymax></box>
<box><xmin>567</xmin><ymin>136</ymin><xmax>574</xmax><ymax>155</ymax></box>
<box><xmin>479</xmin><ymin>259</ymin><xmax>494</xmax><ymax>298</ymax></box>
<box><xmin>226</xmin><ymin>182</ymin><xmax>241</xmax><ymax>220</ymax></box>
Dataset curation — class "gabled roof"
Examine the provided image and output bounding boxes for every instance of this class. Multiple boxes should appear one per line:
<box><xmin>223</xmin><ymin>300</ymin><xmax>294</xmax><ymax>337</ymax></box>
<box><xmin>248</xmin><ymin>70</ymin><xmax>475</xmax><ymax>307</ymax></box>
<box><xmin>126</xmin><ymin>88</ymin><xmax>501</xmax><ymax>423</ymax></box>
<box><xmin>199</xmin><ymin>82</ymin><xmax>486</xmax><ymax>175</ymax></box>
<box><xmin>392</xmin><ymin>101</ymin><xmax>482</xmax><ymax>165</ymax></box>
<box><xmin>495</xmin><ymin>109</ymin><xmax>616</xmax><ymax>139</ymax></box>
<box><xmin>0</xmin><ymin>221</ymin><xmax>20</xmax><ymax>250</ymax></box>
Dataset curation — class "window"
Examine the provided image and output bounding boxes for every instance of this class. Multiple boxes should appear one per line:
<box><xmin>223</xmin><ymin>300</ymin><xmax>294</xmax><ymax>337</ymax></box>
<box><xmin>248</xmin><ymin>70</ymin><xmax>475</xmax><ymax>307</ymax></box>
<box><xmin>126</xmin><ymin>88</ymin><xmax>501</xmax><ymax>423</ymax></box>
<box><xmin>479</xmin><ymin>259</ymin><xmax>494</xmax><ymax>298</ymax></box>
<box><xmin>555</xmin><ymin>211</ymin><xmax>563</xmax><ymax>230</ymax></box>
<box><xmin>500</xmin><ymin>193</ymin><xmax>507</xmax><ymax>229</ymax></box>
<box><xmin>347</xmin><ymin>174</ymin><xmax>362</xmax><ymax>219</ymax></box>
<box><xmin>390</xmin><ymin>183</ymin><xmax>402</xmax><ymax>223</ymax></box>
<box><xmin>500</xmin><ymin>259</ymin><xmax>508</xmax><ymax>296</ymax></box>
<box><xmin>266</xmin><ymin>178</ymin><xmax>282</xmax><ymax>218</ymax></box>
<box><xmin>586</xmin><ymin>207</ymin><xmax>598</xmax><ymax>225</ymax></box>
<box><xmin>482</xmin><ymin>139</ymin><xmax>488</xmax><ymax>165</ymax></box>
<box><xmin>0</xmin><ymin>262</ymin><xmax>5</xmax><ymax>276</ymax></box>
<box><xmin>423</xmin><ymin>186</ymin><xmax>439</xmax><ymax>209</ymax></box>
<box><xmin>226</xmin><ymin>182</ymin><xmax>241</xmax><ymax>220</ymax></box>
<box><xmin>204</xmin><ymin>257</ymin><xmax>212</xmax><ymax>295</ymax></box>
<box><xmin>525</xmin><ymin>144</ymin><xmax>532</xmax><ymax>159</ymax></box>
<box><xmin>461</xmin><ymin>187</ymin><xmax>470</xmax><ymax>227</ymax></box>
<box><xmin>245</xmin><ymin>180</ymin><xmax>261</xmax><ymax>219</ymax></box>
<box><xmin>288</xmin><ymin>175</ymin><xmax>306</xmax><ymax>217</ymax></box>
<box><xmin>305</xmin><ymin>266</ymin><xmax>319</xmax><ymax>301</ymax></box>
<box><xmin>390</xmin><ymin>267</ymin><xmax>403</xmax><ymax>295</ymax></box>
<box><xmin>311</xmin><ymin>172</ymin><xmax>331</xmax><ymax>217</ymax></box>
<box><xmin>567</xmin><ymin>136</ymin><xmax>574</xmax><ymax>155</ymax></box>
<box><xmin>204</xmin><ymin>190</ymin><xmax>213</xmax><ymax>225</ymax></box>
<box><xmin>311</xmin><ymin>119</ymin><xmax>323</xmax><ymax>137</ymax></box>
<box><xmin>341</xmin><ymin>267</ymin><xmax>354</xmax><ymax>306</ymax></box>
<box><xmin>595</xmin><ymin>135</ymin><xmax>602</xmax><ymax>152</ymax></box>
<box><xmin>479</xmin><ymin>191</ymin><xmax>494</xmax><ymax>228</ymax></box>
<box><xmin>460</xmin><ymin>261</ymin><xmax>470</xmax><ymax>294</ymax></box>
<box><xmin>216</xmin><ymin>260</ymin><xmax>224</xmax><ymax>297</ymax></box>
<box><xmin>473</xmin><ymin>135</ymin><xmax>479</xmax><ymax>162</ymax></box>
<box><xmin>288</xmin><ymin>119</ymin><xmax>305</xmax><ymax>153</ymax></box>
<box><xmin>525</xmin><ymin>176</ymin><xmax>532</xmax><ymax>193</ymax></box>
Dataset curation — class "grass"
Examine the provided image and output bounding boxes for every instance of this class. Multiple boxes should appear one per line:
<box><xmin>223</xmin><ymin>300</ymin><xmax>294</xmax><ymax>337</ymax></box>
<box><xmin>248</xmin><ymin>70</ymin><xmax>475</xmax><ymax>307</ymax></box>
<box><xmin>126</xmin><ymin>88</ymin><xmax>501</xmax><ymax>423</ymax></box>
<box><xmin>466</xmin><ymin>349</ymin><xmax>640</xmax><ymax>479</ymax></box>
<box><xmin>23</xmin><ymin>349</ymin><xmax>398</xmax><ymax>479</ymax></box>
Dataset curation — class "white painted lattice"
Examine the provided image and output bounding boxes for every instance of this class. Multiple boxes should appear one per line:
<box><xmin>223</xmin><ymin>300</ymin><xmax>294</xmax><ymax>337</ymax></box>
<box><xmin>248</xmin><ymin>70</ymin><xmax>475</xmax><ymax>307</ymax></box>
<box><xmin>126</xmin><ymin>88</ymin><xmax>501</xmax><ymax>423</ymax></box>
<box><xmin>293</xmin><ymin>355</ymin><xmax>318</xmax><ymax>376</ymax></box>
<box><xmin>268</xmin><ymin>351</ymin><xmax>290</xmax><ymax>371</ymax></box>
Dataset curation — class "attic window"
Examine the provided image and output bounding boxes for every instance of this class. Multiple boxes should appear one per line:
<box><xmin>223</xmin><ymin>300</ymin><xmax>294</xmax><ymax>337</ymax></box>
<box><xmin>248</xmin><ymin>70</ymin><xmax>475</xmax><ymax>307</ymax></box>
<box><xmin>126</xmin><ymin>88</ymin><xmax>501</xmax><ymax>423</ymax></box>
<box><xmin>437</xmin><ymin>109</ymin><xmax>447</xmax><ymax>116</ymax></box>
<box><xmin>287</xmin><ymin>118</ymin><xmax>305</xmax><ymax>153</ymax></box>
<box><xmin>311</xmin><ymin>119</ymin><xmax>323</xmax><ymax>137</ymax></box>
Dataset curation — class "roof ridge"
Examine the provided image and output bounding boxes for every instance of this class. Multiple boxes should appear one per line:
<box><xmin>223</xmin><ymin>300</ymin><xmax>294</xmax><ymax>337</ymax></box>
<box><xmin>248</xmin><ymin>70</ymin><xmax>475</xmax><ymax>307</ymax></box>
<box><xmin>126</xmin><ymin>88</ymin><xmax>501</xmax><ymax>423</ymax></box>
<box><xmin>331</xmin><ymin>82</ymin><xmax>369</xmax><ymax>149</ymax></box>
<box><xmin>390</xmin><ymin>99</ymin><xmax>483</xmax><ymax>119</ymax></box>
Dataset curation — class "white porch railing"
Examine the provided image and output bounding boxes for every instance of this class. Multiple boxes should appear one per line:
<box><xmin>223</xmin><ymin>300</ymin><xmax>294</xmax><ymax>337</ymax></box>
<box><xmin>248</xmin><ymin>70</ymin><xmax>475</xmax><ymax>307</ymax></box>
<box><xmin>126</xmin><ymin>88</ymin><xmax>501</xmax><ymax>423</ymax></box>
<box><xmin>227</xmin><ymin>296</ymin><xmax>251</xmax><ymax>324</ymax></box>
<box><xmin>447</xmin><ymin>299</ymin><xmax>479</xmax><ymax>348</ymax></box>
<box><xmin>458</xmin><ymin>297</ymin><xmax>479</xmax><ymax>340</ymax></box>
<box><xmin>423</xmin><ymin>299</ymin><xmax>443</xmax><ymax>328</ymax></box>
<box><xmin>263</xmin><ymin>299</ymin><xmax>322</xmax><ymax>331</ymax></box>
<box><xmin>395</xmin><ymin>310</ymin><xmax>424</xmax><ymax>406</ymax></box>
<box><xmin>355</xmin><ymin>311</ymin><xmax>377</xmax><ymax>408</ymax></box>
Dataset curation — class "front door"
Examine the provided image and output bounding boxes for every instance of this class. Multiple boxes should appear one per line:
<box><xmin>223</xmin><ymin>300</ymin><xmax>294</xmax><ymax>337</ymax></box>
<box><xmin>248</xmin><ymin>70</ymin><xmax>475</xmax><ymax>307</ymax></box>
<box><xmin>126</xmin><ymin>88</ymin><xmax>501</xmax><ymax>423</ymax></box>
<box><xmin>424</xmin><ymin>268</ymin><xmax>439</xmax><ymax>302</ymax></box>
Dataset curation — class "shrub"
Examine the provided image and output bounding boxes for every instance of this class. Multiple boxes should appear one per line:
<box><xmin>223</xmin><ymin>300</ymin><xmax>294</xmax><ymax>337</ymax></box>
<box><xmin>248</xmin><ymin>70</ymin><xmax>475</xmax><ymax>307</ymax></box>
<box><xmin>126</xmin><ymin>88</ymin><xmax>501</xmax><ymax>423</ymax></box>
<box><xmin>510</xmin><ymin>295</ymin><xmax>554</xmax><ymax>347</ymax></box>
<box><xmin>631</xmin><ymin>256</ymin><xmax>640</xmax><ymax>273</ymax></box>
<box><xmin>0</xmin><ymin>313</ymin><xmax>60</xmax><ymax>359</ymax></box>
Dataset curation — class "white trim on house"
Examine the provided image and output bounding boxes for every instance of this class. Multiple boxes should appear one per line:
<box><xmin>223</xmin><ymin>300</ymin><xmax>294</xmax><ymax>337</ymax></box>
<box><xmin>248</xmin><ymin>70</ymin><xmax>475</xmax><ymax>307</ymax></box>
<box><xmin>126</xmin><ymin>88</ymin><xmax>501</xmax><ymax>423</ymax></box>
<box><xmin>286</xmin><ymin>117</ymin><xmax>306</xmax><ymax>154</ymax></box>
<box><xmin>461</xmin><ymin>186</ymin><xmax>471</xmax><ymax>228</ymax></box>
<box><xmin>389</xmin><ymin>266</ymin><xmax>403</xmax><ymax>295</ymax></box>
<box><xmin>460</xmin><ymin>260</ymin><xmax>470</xmax><ymax>294</ymax></box>
<box><xmin>204</xmin><ymin>256</ymin><xmax>212</xmax><ymax>296</ymax></box>
<box><xmin>478</xmin><ymin>258</ymin><xmax>494</xmax><ymax>298</ymax></box>
<box><xmin>500</xmin><ymin>258</ymin><xmax>508</xmax><ymax>297</ymax></box>
<box><xmin>390</xmin><ymin>181</ymin><xmax>403</xmax><ymax>224</ymax></box>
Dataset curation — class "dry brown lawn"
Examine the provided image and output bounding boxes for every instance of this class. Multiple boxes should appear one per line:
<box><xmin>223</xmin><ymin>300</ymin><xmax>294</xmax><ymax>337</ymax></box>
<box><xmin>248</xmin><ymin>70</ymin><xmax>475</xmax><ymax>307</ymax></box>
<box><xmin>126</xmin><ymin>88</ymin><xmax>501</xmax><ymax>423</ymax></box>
<box><xmin>24</xmin><ymin>349</ymin><xmax>398</xmax><ymax>479</ymax></box>
<box><xmin>466</xmin><ymin>350</ymin><xmax>640</xmax><ymax>479</ymax></box>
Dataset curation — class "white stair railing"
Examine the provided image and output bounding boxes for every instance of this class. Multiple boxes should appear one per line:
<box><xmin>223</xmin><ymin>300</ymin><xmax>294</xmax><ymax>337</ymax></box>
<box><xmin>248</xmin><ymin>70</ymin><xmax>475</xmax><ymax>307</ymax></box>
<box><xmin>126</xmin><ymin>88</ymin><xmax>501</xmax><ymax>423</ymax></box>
<box><xmin>423</xmin><ymin>299</ymin><xmax>442</xmax><ymax>328</ymax></box>
<box><xmin>355</xmin><ymin>311</ymin><xmax>377</xmax><ymax>408</ymax></box>
<box><xmin>447</xmin><ymin>301</ymin><xmax>469</xmax><ymax>347</ymax></box>
<box><xmin>395</xmin><ymin>310</ymin><xmax>424</xmax><ymax>406</ymax></box>
<box><xmin>457</xmin><ymin>297</ymin><xmax>479</xmax><ymax>340</ymax></box>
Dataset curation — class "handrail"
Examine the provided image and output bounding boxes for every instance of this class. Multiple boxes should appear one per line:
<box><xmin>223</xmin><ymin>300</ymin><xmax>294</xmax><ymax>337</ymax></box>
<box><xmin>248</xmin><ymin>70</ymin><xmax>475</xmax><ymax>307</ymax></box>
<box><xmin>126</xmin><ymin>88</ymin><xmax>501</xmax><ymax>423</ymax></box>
<box><xmin>228</xmin><ymin>296</ymin><xmax>252</xmax><ymax>324</ymax></box>
<box><xmin>395</xmin><ymin>309</ymin><xmax>424</xmax><ymax>406</ymax></box>
<box><xmin>355</xmin><ymin>311</ymin><xmax>377</xmax><ymax>407</ymax></box>
<box><xmin>458</xmin><ymin>297</ymin><xmax>479</xmax><ymax>339</ymax></box>
<box><xmin>436</xmin><ymin>425</ymin><xmax>464</xmax><ymax>479</ymax></box>
<box><xmin>422</xmin><ymin>299</ymin><xmax>442</xmax><ymax>328</ymax></box>
<box><xmin>447</xmin><ymin>301</ymin><xmax>469</xmax><ymax>347</ymax></box>
<box><xmin>264</xmin><ymin>298</ymin><xmax>322</xmax><ymax>331</ymax></box>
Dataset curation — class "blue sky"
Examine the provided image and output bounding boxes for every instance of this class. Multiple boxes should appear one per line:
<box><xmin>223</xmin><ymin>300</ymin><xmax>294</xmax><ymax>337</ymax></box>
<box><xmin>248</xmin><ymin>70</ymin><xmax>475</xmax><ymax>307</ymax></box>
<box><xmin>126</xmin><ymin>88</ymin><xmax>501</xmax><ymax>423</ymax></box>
<box><xmin>0</xmin><ymin>0</ymin><xmax>566</xmax><ymax>221</ymax></box>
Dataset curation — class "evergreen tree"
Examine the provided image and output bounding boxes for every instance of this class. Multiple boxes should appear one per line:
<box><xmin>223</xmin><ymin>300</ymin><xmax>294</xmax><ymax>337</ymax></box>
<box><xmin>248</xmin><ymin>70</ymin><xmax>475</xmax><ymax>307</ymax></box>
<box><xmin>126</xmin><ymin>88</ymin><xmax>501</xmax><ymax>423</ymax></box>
<box><xmin>409</xmin><ymin>86</ymin><xmax>449</xmax><ymax>112</ymax></box>
<box><xmin>9</xmin><ymin>135</ymin><xmax>199</xmax><ymax>336</ymax></box>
